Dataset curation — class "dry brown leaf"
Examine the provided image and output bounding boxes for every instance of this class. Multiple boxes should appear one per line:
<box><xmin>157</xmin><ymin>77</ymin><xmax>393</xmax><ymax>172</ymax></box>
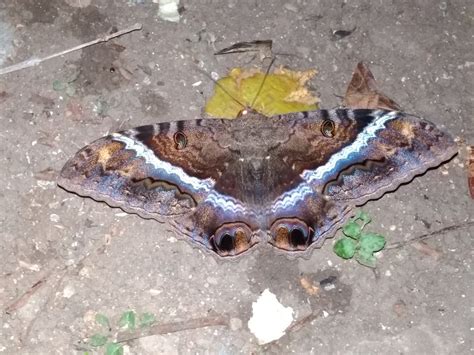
<box><xmin>343</xmin><ymin>62</ymin><xmax>401</xmax><ymax>110</ymax></box>
<box><xmin>299</xmin><ymin>276</ymin><xmax>320</xmax><ymax>296</ymax></box>
<box><xmin>214</xmin><ymin>40</ymin><xmax>273</xmax><ymax>62</ymax></box>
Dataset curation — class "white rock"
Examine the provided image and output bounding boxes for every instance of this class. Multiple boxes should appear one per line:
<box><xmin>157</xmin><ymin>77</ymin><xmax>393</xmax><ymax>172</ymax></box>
<box><xmin>248</xmin><ymin>289</ymin><xmax>294</xmax><ymax>345</ymax></box>
<box><xmin>158</xmin><ymin>0</ymin><xmax>180</xmax><ymax>23</ymax></box>
<box><xmin>229</xmin><ymin>317</ymin><xmax>243</xmax><ymax>331</ymax></box>
<box><xmin>62</xmin><ymin>284</ymin><xmax>75</xmax><ymax>298</ymax></box>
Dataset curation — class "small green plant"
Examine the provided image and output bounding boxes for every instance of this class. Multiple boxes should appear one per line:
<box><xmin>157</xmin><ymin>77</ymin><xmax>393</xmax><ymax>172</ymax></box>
<box><xmin>333</xmin><ymin>211</ymin><xmax>386</xmax><ymax>268</ymax></box>
<box><xmin>84</xmin><ymin>310</ymin><xmax>156</xmax><ymax>355</ymax></box>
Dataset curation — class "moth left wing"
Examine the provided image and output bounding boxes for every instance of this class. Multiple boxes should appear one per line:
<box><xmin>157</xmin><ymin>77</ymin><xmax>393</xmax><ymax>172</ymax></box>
<box><xmin>59</xmin><ymin>119</ymin><xmax>233</xmax><ymax>220</ymax></box>
<box><xmin>59</xmin><ymin>119</ymin><xmax>265</xmax><ymax>257</ymax></box>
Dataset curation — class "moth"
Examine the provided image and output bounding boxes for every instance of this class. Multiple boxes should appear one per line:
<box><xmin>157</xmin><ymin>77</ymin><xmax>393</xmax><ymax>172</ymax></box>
<box><xmin>59</xmin><ymin>104</ymin><xmax>457</xmax><ymax>257</ymax></box>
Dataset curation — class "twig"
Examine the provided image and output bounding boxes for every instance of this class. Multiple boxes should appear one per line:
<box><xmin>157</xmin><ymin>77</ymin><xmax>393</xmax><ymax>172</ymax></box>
<box><xmin>116</xmin><ymin>313</ymin><xmax>230</xmax><ymax>343</ymax></box>
<box><xmin>386</xmin><ymin>221</ymin><xmax>474</xmax><ymax>250</ymax></box>
<box><xmin>0</xmin><ymin>23</ymin><xmax>143</xmax><ymax>76</ymax></box>
<box><xmin>4</xmin><ymin>276</ymin><xmax>49</xmax><ymax>314</ymax></box>
<box><xmin>20</xmin><ymin>268</ymin><xmax>69</xmax><ymax>345</ymax></box>
<box><xmin>286</xmin><ymin>310</ymin><xmax>321</xmax><ymax>333</ymax></box>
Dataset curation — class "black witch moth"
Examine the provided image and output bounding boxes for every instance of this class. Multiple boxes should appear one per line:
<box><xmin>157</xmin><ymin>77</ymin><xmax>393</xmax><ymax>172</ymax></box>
<box><xmin>59</xmin><ymin>100</ymin><xmax>457</xmax><ymax>257</ymax></box>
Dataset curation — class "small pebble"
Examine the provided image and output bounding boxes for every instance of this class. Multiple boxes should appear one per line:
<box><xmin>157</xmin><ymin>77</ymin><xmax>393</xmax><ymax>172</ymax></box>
<box><xmin>206</xmin><ymin>276</ymin><xmax>218</xmax><ymax>285</ymax></box>
<box><xmin>284</xmin><ymin>3</ymin><xmax>298</xmax><ymax>12</ymax></box>
<box><xmin>50</xmin><ymin>214</ymin><xmax>60</xmax><ymax>223</ymax></box>
<box><xmin>230</xmin><ymin>317</ymin><xmax>243</xmax><ymax>331</ymax></box>
<box><xmin>62</xmin><ymin>284</ymin><xmax>75</xmax><ymax>298</ymax></box>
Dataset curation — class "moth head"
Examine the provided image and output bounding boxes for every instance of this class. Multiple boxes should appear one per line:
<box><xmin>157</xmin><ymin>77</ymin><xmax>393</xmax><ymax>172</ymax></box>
<box><xmin>269</xmin><ymin>218</ymin><xmax>313</xmax><ymax>252</ymax></box>
<box><xmin>210</xmin><ymin>222</ymin><xmax>256</xmax><ymax>257</ymax></box>
<box><xmin>237</xmin><ymin>108</ymin><xmax>249</xmax><ymax>117</ymax></box>
<box><xmin>236</xmin><ymin>107</ymin><xmax>261</xmax><ymax>118</ymax></box>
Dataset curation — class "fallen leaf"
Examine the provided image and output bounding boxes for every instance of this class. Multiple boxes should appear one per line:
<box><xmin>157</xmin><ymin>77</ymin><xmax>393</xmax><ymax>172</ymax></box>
<box><xmin>215</xmin><ymin>40</ymin><xmax>273</xmax><ymax>62</ymax></box>
<box><xmin>299</xmin><ymin>276</ymin><xmax>320</xmax><ymax>296</ymax></box>
<box><xmin>205</xmin><ymin>67</ymin><xmax>319</xmax><ymax>118</ymax></box>
<box><xmin>343</xmin><ymin>62</ymin><xmax>401</xmax><ymax>110</ymax></box>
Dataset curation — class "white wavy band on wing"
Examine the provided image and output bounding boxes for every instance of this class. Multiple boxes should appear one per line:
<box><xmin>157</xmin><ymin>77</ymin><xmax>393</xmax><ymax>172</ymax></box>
<box><xmin>111</xmin><ymin>133</ymin><xmax>215</xmax><ymax>193</ymax></box>
<box><xmin>204</xmin><ymin>190</ymin><xmax>250</xmax><ymax>214</ymax></box>
<box><xmin>269</xmin><ymin>182</ymin><xmax>314</xmax><ymax>213</ymax></box>
<box><xmin>270</xmin><ymin>111</ymin><xmax>398</xmax><ymax>213</ymax></box>
<box><xmin>302</xmin><ymin>111</ymin><xmax>398</xmax><ymax>183</ymax></box>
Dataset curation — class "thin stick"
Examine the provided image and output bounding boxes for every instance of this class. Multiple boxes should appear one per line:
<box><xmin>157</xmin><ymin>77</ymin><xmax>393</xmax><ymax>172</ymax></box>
<box><xmin>286</xmin><ymin>309</ymin><xmax>321</xmax><ymax>333</ymax></box>
<box><xmin>386</xmin><ymin>221</ymin><xmax>474</xmax><ymax>250</ymax></box>
<box><xmin>0</xmin><ymin>23</ymin><xmax>143</xmax><ymax>76</ymax></box>
<box><xmin>116</xmin><ymin>313</ymin><xmax>230</xmax><ymax>343</ymax></box>
<box><xmin>249</xmin><ymin>56</ymin><xmax>275</xmax><ymax>109</ymax></box>
<box><xmin>194</xmin><ymin>66</ymin><xmax>247</xmax><ymax>110</ymax></box>
<box><xmin>4</xmin><ymin>277</ymin><xmax>48</xmax><ymax>314</ymax></box>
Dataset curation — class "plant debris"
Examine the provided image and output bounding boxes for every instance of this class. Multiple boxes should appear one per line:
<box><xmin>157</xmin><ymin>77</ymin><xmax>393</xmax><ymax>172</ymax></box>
<box><xmin>215</xmin><ymin>40</ymin><xmax>273</xmax><ymax>61</ymax></box>
<box><xmin>331</xmin><ymin>26</ymin><xmax>356</xmax><ymax>41</ymax></box>
<box><xmin>205</xmin><ymin>67</ymin><xmax>319</xmax><ymax>118</ymax></box>
<box><xmin>343</xmin><ymin>61</ymin><xmax>401</xmax><ymax>110</ymax></box>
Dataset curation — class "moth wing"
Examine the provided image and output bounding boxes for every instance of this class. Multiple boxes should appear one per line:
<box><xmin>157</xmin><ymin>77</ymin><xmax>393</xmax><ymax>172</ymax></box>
<box><xmin>267</xmin><ymin>109</ymin><xmax>457</xmax><ymax>252</ymax></box>
<box><xmin>58</xmin><ymin>120</ymin><xmax>233</xmax><ymax>221</ymax></box>
<box><xmin>317</xmin><ymin>112</ymin><xmax>458</xmax><ymax>205</ymax></box>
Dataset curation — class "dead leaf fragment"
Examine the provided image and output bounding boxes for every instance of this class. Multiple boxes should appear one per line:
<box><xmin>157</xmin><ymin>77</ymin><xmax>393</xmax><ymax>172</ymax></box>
<box><xmin>343</xmin><ymin>62</ymin><xmax>401</xmax><ymax>110</ymax></box>
<box><xmin>215</xmin><ymin>40</ymin><xmax>273</xmax><ymax>62</ymax></box>
<box><xmin>331</xmin><ymin>27</ymin><xmax>357</xmax><ymax>41</ymax></box>
<box><xmin>300</xmin><ymin>276</ymin><xmax>320</xmax><ymax>296</ymax></box>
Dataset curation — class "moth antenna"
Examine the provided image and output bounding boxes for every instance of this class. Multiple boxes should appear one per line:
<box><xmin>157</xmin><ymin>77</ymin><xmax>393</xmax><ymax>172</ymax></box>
<box><xmin>249</xmin><ymin>56</ymin><xmax>276</xmax><ymax>110</ymax></box>
<box><xmin>193</xmin><ymin>66</ymin><xmax>247</xmax><ymax>111</ymax></box>
<box><xmin>403</xmin><ymin>111</ymin><xmax>421</xmax><ymax>118</ymax></box>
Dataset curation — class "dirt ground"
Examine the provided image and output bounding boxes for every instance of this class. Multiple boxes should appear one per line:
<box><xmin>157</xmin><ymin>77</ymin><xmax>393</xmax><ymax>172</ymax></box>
<box><xmin>0</xmin><ymin>0</ymin><xmax>473</xmax><ymax>354</ymax></box>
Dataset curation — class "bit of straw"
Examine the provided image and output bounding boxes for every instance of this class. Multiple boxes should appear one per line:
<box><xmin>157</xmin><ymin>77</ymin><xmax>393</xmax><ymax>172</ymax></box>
<box><xmin>249</xmin><ymin>57</ymin><xmax>276</xmax><ymax>109</ymax></box>
<box><xmin>0</xmin><ymin>23</ymin><xmax>143</xmax><ymax>76</ymax></box>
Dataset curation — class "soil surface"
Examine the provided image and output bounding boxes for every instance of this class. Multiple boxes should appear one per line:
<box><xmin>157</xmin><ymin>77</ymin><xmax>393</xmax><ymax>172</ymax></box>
<box><xmin>0</xmin><ymin>1</ymin><xmax>473</xmax><ymax>354</ymax></box>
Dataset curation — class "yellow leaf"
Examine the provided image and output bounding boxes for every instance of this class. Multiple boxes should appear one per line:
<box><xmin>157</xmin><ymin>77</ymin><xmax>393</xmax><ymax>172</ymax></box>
<box><xmin>205</xmin><ymin>67</ymin><xmax>319</xmax><ymax>119</ymax></box>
